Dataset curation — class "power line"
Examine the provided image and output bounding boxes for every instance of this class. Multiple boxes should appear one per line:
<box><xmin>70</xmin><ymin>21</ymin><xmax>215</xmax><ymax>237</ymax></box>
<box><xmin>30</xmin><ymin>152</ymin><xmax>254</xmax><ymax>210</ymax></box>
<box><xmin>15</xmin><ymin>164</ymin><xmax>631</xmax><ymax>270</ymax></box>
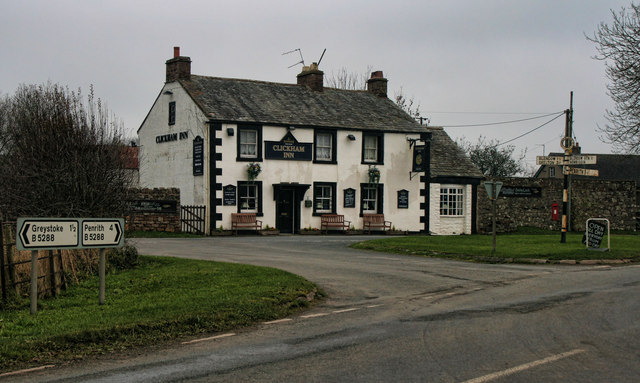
<box><xmin>441</xmin><ymin>111</ymin><xmax>565</xmax><ymax>128</ymax></box>
<box><xmin>494</xmin><ymin>112</ymin><xmax>565</xmax><ymax>147</ymax></box>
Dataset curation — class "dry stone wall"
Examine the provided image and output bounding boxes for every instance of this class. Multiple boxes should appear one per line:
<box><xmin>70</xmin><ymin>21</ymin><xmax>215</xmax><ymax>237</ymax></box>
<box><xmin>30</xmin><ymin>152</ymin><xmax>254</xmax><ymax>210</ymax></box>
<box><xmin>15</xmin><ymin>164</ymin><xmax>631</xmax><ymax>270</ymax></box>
<box><xmin>477</xmin><ymin>178</ymin><xmax>637</xmax><ymax>233</ymax></box>
<box><xmin>125</xmin><ymin>188</ymin><xmax>181</xmax><ymax>232</ymax></box>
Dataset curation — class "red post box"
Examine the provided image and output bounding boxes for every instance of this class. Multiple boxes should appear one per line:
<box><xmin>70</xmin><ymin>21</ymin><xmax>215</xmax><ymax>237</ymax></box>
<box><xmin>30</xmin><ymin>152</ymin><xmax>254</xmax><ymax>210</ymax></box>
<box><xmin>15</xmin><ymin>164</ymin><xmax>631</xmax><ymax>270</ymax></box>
<box><xmin>551</xmin><ymin>202</ymin><xmax>559</xmax><ymax>221</ymax></box>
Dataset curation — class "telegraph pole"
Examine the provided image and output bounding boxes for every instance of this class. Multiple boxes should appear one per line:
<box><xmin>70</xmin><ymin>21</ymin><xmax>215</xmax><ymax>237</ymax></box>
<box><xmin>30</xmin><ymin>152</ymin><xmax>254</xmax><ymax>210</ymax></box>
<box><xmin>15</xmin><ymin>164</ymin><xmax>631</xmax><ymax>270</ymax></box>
<box><xmin>560</xmin><ymin>92</ymin><xmax>573</xmax><ymax>243</ymax></box>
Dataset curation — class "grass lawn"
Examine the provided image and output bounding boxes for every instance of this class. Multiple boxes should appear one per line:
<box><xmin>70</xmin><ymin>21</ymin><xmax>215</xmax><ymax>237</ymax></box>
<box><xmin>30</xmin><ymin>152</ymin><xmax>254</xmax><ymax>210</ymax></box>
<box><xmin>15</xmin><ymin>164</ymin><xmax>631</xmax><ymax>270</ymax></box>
<box><xmin>351</xmin><ymin>231</ymin><xmax>640</xmax><ymax>262</ymax></box>
<box><xmin>126</xmin><ymin>230</ymin><xmax>205</xmax><ymax>238</ymax></box>
<box><xmin>0</xmin><ymin>256</ymin><xmax>319</xmax><ymax>372</ymax></box>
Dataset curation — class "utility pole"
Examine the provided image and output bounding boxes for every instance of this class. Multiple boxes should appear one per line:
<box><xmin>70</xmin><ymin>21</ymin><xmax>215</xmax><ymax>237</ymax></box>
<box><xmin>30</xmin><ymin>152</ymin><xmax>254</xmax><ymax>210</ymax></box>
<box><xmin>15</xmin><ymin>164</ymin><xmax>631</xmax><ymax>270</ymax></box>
<box><xmin>560</xmin><ymin>92</ymin><xmax>573</xmax><ymax>243</ymax></box>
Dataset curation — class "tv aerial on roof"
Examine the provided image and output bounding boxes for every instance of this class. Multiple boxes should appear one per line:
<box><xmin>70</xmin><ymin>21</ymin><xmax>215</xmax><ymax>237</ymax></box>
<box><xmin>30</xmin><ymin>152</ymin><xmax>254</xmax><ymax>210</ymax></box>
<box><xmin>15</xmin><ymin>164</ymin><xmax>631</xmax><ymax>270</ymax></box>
<box><xmin>282</xmin><ymin>48</ymin><xmax>305</xmax><ymax>68</ymax></box>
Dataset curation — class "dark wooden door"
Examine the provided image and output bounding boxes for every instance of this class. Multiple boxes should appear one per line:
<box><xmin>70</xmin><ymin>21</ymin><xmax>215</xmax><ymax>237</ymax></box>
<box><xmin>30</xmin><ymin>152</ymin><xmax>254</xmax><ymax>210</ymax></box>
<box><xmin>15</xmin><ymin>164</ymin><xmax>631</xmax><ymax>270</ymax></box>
<box><xmin>276</xmin><ymin>188</ymin><xmax>295</xmax><ymax>233</ymax></box>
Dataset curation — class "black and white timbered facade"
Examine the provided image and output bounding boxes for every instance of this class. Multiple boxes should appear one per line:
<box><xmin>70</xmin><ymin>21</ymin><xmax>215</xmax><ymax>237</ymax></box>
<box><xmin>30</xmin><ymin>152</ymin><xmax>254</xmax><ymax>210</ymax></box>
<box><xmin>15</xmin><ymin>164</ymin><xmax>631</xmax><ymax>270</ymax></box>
<box><xmin>138</xmin><ymin>48</ymin><xmax>483</xmax><ymax>234</ymax></box>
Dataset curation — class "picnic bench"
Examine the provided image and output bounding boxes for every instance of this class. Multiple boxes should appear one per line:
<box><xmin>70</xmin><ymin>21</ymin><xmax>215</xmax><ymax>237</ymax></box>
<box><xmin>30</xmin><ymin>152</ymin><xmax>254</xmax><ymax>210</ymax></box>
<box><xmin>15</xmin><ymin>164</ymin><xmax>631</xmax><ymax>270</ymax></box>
<box><xmin>363</xmin><ymin>214</ymin><xmax>392</xmax><ymax>234</ymax></box>
<box><xmin>320</xmin><ymin>214</ymin><xmax>351</xmax><ymax>234</ymax></box>
<box><xmin>231</xmin><ymin>213</ymin><xmax>262</xmax><ymax>235</ymax></box>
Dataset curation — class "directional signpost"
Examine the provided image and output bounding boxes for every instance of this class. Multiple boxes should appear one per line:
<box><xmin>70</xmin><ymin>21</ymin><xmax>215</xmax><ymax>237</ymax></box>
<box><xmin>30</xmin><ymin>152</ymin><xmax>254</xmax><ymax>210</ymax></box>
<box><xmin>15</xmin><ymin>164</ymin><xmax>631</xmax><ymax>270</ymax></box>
<box><xmin>16</xmin><ymin>218</ymin><xmax>125</xmax><ymax>314</ymax></box>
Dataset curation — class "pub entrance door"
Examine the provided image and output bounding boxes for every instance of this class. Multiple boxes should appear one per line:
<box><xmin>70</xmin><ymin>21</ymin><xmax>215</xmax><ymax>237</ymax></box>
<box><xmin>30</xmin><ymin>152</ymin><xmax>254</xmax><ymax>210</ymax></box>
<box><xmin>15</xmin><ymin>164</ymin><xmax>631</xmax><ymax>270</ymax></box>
<box><xmin>273</xmin><ymin>183</ymin><xmax>310</xmax><ymax>234</ymax></box>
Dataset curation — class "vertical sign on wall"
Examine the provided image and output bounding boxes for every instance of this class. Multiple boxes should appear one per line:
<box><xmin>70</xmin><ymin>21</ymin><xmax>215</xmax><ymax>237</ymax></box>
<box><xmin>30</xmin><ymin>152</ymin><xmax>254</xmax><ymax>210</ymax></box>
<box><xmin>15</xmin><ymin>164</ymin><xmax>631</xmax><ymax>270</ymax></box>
<box><xmin>397</xmin><ymin>189</ymin><xmax>409</xmax><ymax>209</ymax></box>
<box><xmin>193</xmin><ymin>136</ymin><xmax>204</xmax><ymax>176</ymax></box>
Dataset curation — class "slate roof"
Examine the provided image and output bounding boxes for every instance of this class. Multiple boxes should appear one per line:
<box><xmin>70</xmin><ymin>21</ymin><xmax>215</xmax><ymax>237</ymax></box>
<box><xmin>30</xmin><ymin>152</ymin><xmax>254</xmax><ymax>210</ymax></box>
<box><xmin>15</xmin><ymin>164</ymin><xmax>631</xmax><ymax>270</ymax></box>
<box><xmin>180</xmin><ymin>75</ymin><xmax>426</xmax><ymax>133</ymax></box>
<box><xmin>176</xmin><ymin>74</ymin><xmax>482</xmax><ymax>179</ymax></box>
<box><xmin>535</xmin><ymin>153</ymin><xmax>640</xmax><ymax>186</ymax></box>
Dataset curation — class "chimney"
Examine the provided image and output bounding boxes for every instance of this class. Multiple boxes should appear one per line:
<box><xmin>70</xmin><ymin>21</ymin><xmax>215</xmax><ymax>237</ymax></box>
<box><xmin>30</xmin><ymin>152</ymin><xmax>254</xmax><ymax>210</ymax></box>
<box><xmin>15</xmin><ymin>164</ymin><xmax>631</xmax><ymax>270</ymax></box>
<box><xmin>367</xmin><ymin>70</ymin><xmax>388</xmax><ymax>98</ymax></box>
<box><xmin>166</xmin><ymin>46</ymin><xmax>191</xmax><ymax>83</ymax></box>
<box><xmin>297</xmin><ymin>62</ymin><xmax>324</xmax><ymax>92</ymax></box>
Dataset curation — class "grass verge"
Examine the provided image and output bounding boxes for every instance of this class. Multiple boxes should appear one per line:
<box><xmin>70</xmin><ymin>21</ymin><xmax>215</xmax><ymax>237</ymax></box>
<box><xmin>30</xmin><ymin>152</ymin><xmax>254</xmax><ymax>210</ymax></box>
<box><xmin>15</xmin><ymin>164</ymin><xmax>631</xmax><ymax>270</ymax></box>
<box><xmin>126</xmin><ymin>230</ymin><xmax>204</xmax><ymax>238</ymax></box>
<box><xmin>351</xmin><ymin>232</ymin><xmax>640</xmax><ymax>262</ymax></box>
<box><xmin>0</xmin><ymin>256</ymin><xmax>319</xmax><ymax>372</ymax></box>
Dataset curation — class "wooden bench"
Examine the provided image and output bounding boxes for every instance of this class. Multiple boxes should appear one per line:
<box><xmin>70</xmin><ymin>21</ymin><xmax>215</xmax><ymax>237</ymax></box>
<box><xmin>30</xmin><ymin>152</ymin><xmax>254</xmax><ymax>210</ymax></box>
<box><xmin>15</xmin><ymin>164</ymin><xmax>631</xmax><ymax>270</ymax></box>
<box><xmin>363</xmin><ymin>214</ymin><xmax>392</xmax><ymax>234</ymax></box>
<box><xmin>231</xmin><ymin>213</ymin><xmax>262</xmax><ymax>235</ymax></box>
<box><xmin>320</xmin><ymin>214</ymin><xmax>351</xmax><ymax>234</ymax></box>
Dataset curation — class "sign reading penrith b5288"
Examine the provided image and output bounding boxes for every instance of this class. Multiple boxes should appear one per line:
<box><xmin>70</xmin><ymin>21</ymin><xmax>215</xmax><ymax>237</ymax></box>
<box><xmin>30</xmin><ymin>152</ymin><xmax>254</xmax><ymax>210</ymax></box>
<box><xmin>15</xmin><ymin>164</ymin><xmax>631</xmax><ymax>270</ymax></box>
<box><xmin>17</xmin><ymin>218</ymin><xmax>79</xmax><ymax>251</ymax></box>
<box><xmin>17</xmin><ymin>218</ymin><xmax>124</xmax><ymax>250</ymax></box>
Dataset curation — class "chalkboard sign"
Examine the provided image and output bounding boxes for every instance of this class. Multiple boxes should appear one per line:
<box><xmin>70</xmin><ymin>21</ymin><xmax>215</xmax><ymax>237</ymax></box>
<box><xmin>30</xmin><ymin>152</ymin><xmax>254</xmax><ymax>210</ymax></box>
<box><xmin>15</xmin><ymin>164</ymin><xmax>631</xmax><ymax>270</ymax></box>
<box><xmin>587</xmin><ymin>220</ymin><xmax>606</xmax><ymax>249</ymax></box>
<box><xmin>193</xmin><ymin>136</ymin><xmax>204</xmax><ymax>176</ymax></box>
<box><xmin>397</xmin><ymin>189</ymin><xmax>409</xmax><ymax>209</ymax></box>
<box><xmin>223</xmin><ymin>185</ymin><xmax>237</xmax><ymax>206</ymax></box>
<box><xmin>344</xmin><ymin>188</ymin><xmax>356</xmax><ymax>208</ymax></box>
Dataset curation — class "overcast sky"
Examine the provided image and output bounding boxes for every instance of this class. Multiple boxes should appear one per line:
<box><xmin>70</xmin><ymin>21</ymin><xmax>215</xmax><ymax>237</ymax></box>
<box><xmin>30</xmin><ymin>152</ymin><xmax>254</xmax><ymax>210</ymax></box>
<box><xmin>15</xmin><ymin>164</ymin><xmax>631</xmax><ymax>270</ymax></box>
<box><xmin>1</xmin><ymin>0</ymin><xmax>631</xmax><ymax>172</ymax></box>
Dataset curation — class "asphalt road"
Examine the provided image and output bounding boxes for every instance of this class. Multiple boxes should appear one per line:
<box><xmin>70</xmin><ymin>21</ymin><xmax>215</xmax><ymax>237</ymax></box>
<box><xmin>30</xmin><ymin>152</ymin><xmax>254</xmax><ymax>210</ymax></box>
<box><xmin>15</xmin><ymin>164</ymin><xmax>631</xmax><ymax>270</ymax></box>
<box><xmin>7</xmin><ymin>236</ymin><xmax>640</xmax><ymax>382</ymax></box>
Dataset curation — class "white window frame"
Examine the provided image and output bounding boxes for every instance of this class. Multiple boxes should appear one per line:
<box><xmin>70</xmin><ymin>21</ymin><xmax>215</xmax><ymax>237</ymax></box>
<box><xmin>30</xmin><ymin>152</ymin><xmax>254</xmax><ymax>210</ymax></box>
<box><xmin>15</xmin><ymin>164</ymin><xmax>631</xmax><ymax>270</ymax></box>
<box><xmin>440</xmin><ymin>186</ymin><xmax>464</xmax><ymax>216</ymax></box>
<box><xmin>239</xmin><ymin>183</ymin><xmax>258</xmax><ymax>213</ymax></box>
<box><xmin>362</xmin><ymin>185</ymin><xmax>378</xmax><ymax>213</ymax></box>
<box><xmin>239</xmin><ymin>129</ymin><xmax>258</xmax><ymax>159</ymax></box>
<box><xmin>315</xmin><ymin>185</ymin><xmax>333</xmax><ymax>213</ymax></box>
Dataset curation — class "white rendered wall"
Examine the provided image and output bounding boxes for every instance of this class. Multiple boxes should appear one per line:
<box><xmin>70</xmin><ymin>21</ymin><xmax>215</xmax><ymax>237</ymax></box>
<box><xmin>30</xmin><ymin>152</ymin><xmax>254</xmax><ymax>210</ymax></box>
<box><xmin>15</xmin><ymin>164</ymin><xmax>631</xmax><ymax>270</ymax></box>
<box><xmin>217</xmin><ymin>126</ymin><xmax>426</xmax><ymax>232</ymax></box>
<box><xmin>138</xmin><ymin>84</ymin><xmax>209</xmax><ymax>207</ymax></box>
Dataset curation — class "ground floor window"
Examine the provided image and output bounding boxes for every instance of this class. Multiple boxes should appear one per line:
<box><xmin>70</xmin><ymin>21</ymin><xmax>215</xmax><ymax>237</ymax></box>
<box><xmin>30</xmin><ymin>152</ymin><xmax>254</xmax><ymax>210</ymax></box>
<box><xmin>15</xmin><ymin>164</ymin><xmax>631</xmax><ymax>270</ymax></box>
<box><xmin>360</xmin><ymin>183</ymin><xmax>383</xmax><ymax>216</ymax></box>
<box><xmin>440</xmin><ymin>186</ymin><xmax>464</xmax><ymax>216</ymax></box>
<box><xmin>313</xmin><ymin>182</ymin><xmax>336</xmax><ymax>215</ymax></box>
<box><xmin>238</xmin><ymin>181</ymin><xmax>263</xmax><ymax>215</ymax></box>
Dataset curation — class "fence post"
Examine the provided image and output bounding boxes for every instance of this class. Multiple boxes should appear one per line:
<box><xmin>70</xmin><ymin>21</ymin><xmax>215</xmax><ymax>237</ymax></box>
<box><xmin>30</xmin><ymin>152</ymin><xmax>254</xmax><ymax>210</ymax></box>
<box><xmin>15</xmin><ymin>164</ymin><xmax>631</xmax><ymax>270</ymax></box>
<box><xmin>31</xmin><ymin>250</ymin><xmax>39</xmax><ymax>315</ymax></box>
<box><xmin>0</xmin><ymin>222</ymin><xmax>7</xmax><ymax>303</ymax></box>
<box><xmin>48</xmin><ymin>250</ymin><xmax>57</xmax><ymax>297</ymax></box>
<box><xmin>57</xmin><ymin>250</ymin><xmax>67</xmax><ymax>290</ymax></box>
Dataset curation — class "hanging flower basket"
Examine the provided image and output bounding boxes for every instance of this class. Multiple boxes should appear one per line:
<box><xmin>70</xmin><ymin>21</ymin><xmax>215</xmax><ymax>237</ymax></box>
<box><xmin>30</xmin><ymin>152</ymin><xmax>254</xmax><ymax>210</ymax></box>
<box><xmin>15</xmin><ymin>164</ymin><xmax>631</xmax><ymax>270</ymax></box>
<box><xmin>368</xmin><ymin>166</ymin><xmax>381</xmax><ymax>185</ymax></box>
<box><xmin>247</xmin><ymin>162</ymin><xmax>261</xmax><ymax>181</ymax></box>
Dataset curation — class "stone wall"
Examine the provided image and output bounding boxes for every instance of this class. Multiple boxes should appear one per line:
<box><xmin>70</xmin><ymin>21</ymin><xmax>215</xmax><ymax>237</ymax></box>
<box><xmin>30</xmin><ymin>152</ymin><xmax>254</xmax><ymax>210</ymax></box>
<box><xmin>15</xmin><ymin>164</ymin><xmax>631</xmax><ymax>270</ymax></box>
<box><xmin>125</xmin><ymin>188</ymin><xmax>181</xmax><ymax>232</ymax></box>
<box><xmin>477</xmin><ymin>178</ymin><xmax>637</xmax><ymax>233</ymax></box>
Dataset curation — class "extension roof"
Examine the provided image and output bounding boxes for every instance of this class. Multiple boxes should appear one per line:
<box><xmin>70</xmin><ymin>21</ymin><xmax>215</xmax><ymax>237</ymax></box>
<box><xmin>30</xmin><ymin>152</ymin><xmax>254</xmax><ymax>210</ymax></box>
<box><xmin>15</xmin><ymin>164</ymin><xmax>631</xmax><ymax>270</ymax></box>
<box><xmin>172</xmin><ymin>74</ymin><xmax>482</xmax><ymax>179</ymax></box>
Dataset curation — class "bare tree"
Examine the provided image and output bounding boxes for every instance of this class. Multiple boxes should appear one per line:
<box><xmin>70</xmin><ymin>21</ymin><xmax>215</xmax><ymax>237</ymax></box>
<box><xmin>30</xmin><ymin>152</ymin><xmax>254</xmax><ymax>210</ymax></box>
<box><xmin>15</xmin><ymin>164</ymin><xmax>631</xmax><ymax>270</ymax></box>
<box><xmin>0</xmin><ymin>83</ymin><xmax>134</xmax><ymax>220</ymax></box>
<box><xmin>457</xmin><ymin>136</ymin><xmax>526</xmax><ymax>177</ymax></box>
<box><xmin>326</xmin><ymin>67</ymin><xmax>424</xmax><ymax>122</ymax></box>
<box><xmin>325</xmin><ymin>66</ymin><xmax>372</xmax><ymax>90</ymax></box>
<box><xmin>587</xmin><ymin>3</ymin><xmax>640</xmax><ymax>153</ymax></box>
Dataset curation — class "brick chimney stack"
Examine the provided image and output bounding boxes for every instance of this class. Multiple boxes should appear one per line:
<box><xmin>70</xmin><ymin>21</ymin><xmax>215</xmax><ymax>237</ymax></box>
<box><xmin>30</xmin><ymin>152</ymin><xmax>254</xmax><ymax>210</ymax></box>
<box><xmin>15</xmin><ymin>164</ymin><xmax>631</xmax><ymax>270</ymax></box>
<box><xmin>297</xmin><ymin>62</ymin><xmax>324</xmax><ymax>92</ymax></box>
<box><xmin>166</xmin><ymin>46</ymin><xmax>191</xmax><ymax>83</ymax></box>
<box><xmin>367</xmin><ymin>70</ymin><xmax>388</xmax><ymax>98</ymax></box>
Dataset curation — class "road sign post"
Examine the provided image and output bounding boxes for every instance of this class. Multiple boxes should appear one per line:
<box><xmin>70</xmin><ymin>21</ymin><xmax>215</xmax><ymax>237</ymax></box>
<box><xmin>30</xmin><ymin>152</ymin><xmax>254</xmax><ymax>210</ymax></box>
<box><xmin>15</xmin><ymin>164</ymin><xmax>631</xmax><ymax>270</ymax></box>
<box><xmin>484</xmin><ymin>181</ymin><xmax>503</xmax><ymax>254</ymax></box>
<box><xmin>16</xmin><ymin>218</ymin><xmax>125</xmax><ymax>313</ymax></box>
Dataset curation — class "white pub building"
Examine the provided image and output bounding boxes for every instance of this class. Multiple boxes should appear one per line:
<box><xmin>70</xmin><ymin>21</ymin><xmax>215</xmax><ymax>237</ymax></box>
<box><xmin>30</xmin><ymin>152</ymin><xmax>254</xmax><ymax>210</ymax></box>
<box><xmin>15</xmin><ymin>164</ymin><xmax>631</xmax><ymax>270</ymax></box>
<box><xmin>138</xmin><ymin>48</ymin><xmax>482</xmax><ymax>235</ymax></box>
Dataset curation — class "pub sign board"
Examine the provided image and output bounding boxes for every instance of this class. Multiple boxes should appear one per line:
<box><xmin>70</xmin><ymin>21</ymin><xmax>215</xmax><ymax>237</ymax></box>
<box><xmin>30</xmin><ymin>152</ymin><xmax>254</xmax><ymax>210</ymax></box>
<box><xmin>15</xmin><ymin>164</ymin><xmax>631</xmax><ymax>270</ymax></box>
<box><xmin>344</xmin><ymin>188</ymin><xmax>356</xmax><ymax>208</ymax></box>
<box><xmin>412</xmin><ymin>145</ymin><xmax>426</xmax><ymax>172</ymax></box>
<box><xmin>223</xmin><ymin>185</ymin><xmax>237</xmax><ymax>206</ymax></box>
<box><xmin>586</xmin><ymin>219</ymin><xmax>607</xmax><ymax>250</ymax></box>
<box><xmin>265</xmin><ymin>131</ymin><xmax>312</xmax><ymax>161</ymax></box>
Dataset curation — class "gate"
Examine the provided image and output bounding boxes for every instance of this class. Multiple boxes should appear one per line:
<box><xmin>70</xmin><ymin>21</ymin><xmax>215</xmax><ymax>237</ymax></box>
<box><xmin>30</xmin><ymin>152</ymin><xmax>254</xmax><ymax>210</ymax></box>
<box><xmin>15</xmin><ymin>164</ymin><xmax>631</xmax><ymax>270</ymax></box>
<box><xmin>181</xmin><ymin>205</ymin><xmax>206</xmax><ymax>235</ymax></box>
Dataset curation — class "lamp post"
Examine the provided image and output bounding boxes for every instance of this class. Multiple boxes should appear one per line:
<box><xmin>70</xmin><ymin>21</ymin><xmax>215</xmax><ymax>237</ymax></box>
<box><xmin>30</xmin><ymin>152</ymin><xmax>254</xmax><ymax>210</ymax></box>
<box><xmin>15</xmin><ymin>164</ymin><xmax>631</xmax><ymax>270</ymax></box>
<box><xmin>484</xmin><ymin>181</ymin><xmax>503</xmax><ymax>254</ymax></box>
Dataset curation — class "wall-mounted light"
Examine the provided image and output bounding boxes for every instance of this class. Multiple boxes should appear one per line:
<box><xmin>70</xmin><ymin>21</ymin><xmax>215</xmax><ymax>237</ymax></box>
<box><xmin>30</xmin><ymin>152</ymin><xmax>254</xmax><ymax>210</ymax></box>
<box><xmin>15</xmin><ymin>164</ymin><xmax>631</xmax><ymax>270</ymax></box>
<box><xmin>163</xmin><ymin>90</ymin><xmax>173</xmax><ymax>95</ymax></box>
<box><xmin>347</xmin><ymin>134</ymin><xmax>356</xmax><ymax>141</ymax></box>
<box><xmin>227</xmin><ymin>127</ymin><xmax>234</xmax><ymax>136</ymax></box>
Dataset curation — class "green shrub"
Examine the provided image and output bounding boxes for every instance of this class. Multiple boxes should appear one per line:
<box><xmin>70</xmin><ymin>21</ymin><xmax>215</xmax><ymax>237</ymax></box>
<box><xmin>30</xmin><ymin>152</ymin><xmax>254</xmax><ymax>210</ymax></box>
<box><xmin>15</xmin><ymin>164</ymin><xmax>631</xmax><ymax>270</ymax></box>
<box><xmin>107</xmin><ymin>245</ymin><xmax>139</xmax><ymax>271</ymax></box>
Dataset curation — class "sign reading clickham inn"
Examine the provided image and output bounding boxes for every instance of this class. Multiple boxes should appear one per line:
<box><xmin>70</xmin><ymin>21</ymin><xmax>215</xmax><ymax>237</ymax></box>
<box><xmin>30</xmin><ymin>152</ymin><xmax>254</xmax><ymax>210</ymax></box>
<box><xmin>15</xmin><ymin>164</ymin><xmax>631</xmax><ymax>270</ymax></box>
<box><xmin>265</xmin><ymin>131</ymin><xmax>312</xmax><ymax>161</ymax></box>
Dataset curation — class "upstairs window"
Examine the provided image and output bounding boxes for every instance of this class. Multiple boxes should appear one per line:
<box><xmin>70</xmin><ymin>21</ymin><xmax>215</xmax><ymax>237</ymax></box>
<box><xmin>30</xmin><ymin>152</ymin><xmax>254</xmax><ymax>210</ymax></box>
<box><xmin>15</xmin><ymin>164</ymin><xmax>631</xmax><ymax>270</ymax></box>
<box><xmin>362</xmin><ymin>132</ymin><xmax>384</xmax><ymax>164</ymax></box>
<box><xmin>237</xmin><ymin>125</ymin><xmax>262</xmax><ymax>161</ymax></box>
<box><xmin>440</xmin><ymin>186</ymin><xmax>464</xmax><ymax>216</ymax></box>
<box><xmin>168</xmin><ymin>101</ymin><xmax>176</xmax><ymax>125</ymax></box>
<box><xmin>314</xmin><ymin>130</ymin><xmax>337</xmax><ymax>163</ymax></box>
